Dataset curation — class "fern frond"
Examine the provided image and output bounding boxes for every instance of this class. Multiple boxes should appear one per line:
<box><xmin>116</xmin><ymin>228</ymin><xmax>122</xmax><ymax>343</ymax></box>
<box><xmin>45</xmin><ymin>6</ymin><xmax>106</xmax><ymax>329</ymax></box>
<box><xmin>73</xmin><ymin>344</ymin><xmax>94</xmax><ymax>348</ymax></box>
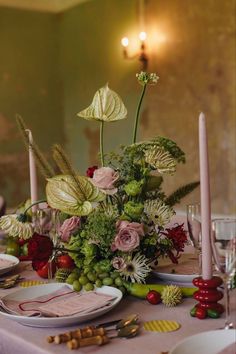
<box><xmin>165</xmin><ymin>181</ymin><xmax>200</xmax><ymax>207</ymax></box>
<box><xmin>52</xmin><ymin>144</ymin><xmax>85</xmax><ymax>199</ymax></box>
<box><xmin>16</xmin><ymin>115</ymin><xmax>55</xmax><ymax>179</ymax></box>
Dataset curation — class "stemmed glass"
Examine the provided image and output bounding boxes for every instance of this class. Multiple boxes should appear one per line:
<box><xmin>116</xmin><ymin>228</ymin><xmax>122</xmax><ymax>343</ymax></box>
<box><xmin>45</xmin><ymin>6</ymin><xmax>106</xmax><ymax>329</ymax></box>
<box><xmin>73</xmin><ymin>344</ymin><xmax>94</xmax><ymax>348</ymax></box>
<box><xmin>187</xmin><ymin>203</ymin><xmax>202</xmax><ymax>275</ymax></box>
<box><xmin>211</xmin><ymin>218</ymin><xmax>236</xmax><ymax>329</ymax></box>
<box><xmin>34</xmin><ymin>206</ymin><xmax>60</xmax><ymax>280</ymax></box>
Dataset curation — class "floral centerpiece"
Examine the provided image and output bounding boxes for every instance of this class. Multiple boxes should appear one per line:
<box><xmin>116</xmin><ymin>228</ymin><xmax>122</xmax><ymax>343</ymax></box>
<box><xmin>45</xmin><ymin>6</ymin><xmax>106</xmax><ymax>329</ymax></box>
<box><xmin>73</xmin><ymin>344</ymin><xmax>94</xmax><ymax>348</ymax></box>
<box><xmin>0</xmin><ymin>72</ymin><xmax>199</xmax><ymax>290</ymax></box>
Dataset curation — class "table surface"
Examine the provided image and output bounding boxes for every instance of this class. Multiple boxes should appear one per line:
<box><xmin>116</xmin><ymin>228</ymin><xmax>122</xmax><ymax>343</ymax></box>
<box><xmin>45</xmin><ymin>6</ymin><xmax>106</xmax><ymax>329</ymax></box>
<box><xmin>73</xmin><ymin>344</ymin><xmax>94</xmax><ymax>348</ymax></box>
<box><xmin>0</xmin><ymin>262</ymin><xmax>235</xmax><ymax>354</ymax></box>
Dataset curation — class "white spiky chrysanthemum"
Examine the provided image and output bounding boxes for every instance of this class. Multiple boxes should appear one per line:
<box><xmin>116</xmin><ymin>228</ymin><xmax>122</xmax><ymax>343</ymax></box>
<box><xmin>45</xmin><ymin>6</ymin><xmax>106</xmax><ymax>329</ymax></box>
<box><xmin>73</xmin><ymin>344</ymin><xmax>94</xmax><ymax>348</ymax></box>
<box><xmin>144</xmin><ymin>199</ymin><xmax>174</xmax><ymax>227</ymax></box>
<box><xmin>120</xmin><ymin>253</ymin><xmax>151</xmax><ymax>283</ymax></box>
<box><xmin>144</xmin><ymin>146</ymin><xmax>176</xmax><ymax>174</ymax></box>
<box><xmin>0</xmin><ymin>214</ymin><xmax>33</xmax><ymax>240</ymax></box>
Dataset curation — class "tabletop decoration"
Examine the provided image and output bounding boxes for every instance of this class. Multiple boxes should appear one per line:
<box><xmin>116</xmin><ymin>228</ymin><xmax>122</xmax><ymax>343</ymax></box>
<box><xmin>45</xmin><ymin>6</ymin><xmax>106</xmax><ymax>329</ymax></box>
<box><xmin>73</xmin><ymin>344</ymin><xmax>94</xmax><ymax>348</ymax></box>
<box><xmin>143</xmin><ymin>319</ymin><xmax>181</xmax><ymax>332</ymax></box>
<box><xmin>0</xmin><ymin>72</ymin><xmax>200</xmax><ymax>291</ymax></box>
<box><xmin>191</xmin><ymin>113</ymin><xmax>224</xmax><ymax>320</ymax></box>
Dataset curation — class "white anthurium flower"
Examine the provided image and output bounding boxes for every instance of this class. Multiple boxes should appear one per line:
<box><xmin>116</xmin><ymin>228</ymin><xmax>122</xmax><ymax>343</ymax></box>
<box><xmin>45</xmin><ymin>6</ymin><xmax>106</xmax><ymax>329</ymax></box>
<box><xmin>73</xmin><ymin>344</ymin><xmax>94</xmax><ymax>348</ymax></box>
<box><xmin>77</xmin><ymin>84</ymin><xmax>127</xmax><ymax>122</ymax></box>
<box><xmin>46</xmin><ymin>175</ymin><xmax>105</xmax><ymax>216</ymax></box>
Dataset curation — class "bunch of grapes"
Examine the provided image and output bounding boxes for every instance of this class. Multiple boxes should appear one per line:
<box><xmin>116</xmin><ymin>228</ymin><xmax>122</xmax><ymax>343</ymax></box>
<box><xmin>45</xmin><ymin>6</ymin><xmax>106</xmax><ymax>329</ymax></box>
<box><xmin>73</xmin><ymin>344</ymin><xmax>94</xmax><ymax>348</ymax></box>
<box><xmin>65</xmin><ymin>264</ymin><xmax>127</xmax><ymax>295</ymax></box>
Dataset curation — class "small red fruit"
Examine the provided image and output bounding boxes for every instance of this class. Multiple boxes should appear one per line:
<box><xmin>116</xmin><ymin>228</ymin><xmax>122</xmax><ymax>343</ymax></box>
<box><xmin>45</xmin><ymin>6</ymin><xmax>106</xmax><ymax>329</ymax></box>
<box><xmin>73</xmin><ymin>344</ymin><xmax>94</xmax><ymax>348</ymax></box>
<box><xmin>196</xmin><ymin>307</ymin><xmax>207</xmax><ymax>319</ymax></box>
<box><xmin>36</xmin><ymin>261</ymin><xmax>56</xmax><ymax>279</ymax></box>
<box><xmin>56</xmin><ymin>254</ymin><xmax>75</xmax><ymax>269</ymax></box>
<box><xmin>146</xmin><ymin>290</ymin><xmax>161</xmax><ymax>305</ymax></box>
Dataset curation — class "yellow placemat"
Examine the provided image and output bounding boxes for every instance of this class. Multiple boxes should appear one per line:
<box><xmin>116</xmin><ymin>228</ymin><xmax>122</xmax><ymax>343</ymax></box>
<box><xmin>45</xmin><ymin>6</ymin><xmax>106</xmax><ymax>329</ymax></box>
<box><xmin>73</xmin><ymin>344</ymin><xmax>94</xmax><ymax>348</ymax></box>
<box><xmin>143</xmin><ymin>320</ymin><xmax>180</xmax><ymax>332</ymax></box>
<box><xmin>19</xmin><ymin>280</ymin><xmax>48</xmax><ymax>287</ymax></box>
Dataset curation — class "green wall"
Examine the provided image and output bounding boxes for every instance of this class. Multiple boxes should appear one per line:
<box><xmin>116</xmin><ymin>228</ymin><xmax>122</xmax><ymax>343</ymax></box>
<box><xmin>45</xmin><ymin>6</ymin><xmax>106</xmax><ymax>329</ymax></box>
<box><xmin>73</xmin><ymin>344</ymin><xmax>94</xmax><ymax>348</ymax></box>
<box><xmin>0</xmin><ymin>7</ymin><xmax>65</xmax><ymax>206</ymax></box>
<box><xmin>0</xmin><ymin>0</ymin><xmax>235</xmax><ymax>214</ymax></box>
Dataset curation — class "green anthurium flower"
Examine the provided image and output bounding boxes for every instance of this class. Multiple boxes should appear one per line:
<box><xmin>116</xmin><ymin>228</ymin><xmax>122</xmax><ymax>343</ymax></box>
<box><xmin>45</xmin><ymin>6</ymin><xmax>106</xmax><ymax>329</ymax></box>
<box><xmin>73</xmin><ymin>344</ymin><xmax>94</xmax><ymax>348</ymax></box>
<box><xmin>46</xmin><ymin>175</ymin><xmax>105</xmax><ymax>216</ymax></box>
<box><xmin>77</xmin><ymin>83</ymin><xmax>127</xmax><ymax>122</ymax></box>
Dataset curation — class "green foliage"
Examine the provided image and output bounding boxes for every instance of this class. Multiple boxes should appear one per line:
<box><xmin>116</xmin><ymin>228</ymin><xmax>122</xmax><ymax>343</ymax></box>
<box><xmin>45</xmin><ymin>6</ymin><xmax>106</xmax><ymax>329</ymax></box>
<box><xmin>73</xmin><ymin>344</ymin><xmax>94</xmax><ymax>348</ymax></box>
<box><xmin>165</xmin><ymin>181</ymin><xmax>200</xmax><ymax>207</ymax></box>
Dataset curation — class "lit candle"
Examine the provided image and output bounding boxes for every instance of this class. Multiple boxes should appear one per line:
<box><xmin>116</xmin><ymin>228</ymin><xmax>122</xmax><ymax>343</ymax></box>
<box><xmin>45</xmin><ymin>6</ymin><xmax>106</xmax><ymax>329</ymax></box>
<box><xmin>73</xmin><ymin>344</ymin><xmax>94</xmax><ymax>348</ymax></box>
<box><xmin>199</xmin><ymin>112</ymin><xmax>212</xmax><ymax>280</ymax></box>
<box><xmin>26</xmin><ymin>129</ymin><xmax>38</xmax><ymax>212</ymax></box>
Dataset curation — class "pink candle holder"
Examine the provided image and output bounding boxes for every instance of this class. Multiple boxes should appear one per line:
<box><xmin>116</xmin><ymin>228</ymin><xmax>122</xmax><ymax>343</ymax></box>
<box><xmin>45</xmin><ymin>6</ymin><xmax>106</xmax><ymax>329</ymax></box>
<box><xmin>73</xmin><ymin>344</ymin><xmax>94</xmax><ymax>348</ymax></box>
<box><xmin>191</xmin><ymin>276</ymin><xmax>224</xmax><ymax>319</ymax></box>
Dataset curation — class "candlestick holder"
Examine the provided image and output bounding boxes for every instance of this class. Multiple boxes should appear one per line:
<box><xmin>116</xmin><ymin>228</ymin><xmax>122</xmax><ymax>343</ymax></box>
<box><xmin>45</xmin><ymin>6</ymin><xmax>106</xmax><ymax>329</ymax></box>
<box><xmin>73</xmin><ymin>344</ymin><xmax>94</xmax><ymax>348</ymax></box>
<box><xmin>191</xmin><ymin>276</ymin><xmax>224</xmax><ymax>319</ymax></box>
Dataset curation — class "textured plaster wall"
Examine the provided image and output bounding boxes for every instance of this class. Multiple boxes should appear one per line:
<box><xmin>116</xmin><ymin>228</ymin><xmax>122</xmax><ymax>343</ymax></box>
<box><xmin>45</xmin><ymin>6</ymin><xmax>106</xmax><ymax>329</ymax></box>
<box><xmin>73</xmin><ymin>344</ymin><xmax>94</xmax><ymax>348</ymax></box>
<box><xmin>0</xmin><ymin>8</ymin><xmax>65</xmax><ymax>206</ymax></box>
<box><xmin>0</xmin><ymin>0</ymin><xmax>235</xmax><ymax>214</ymax></box>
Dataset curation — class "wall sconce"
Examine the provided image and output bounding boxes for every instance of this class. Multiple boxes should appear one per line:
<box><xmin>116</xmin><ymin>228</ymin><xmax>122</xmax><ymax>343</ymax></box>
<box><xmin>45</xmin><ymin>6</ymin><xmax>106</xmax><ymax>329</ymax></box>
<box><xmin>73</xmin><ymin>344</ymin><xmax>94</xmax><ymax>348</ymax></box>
<box><xmin>121</xmin><ymin>31</ymin><xmax>148</xmax><ymax>71</ymax></box>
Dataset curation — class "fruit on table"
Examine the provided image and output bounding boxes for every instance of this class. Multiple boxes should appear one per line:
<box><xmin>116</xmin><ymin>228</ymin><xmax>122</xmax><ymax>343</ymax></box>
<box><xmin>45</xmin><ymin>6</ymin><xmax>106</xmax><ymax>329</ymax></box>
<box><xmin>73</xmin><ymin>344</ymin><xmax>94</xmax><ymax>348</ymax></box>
<box><xmin>37</xmin><ymin>261</ymin><xmax>56</xmax><ymax>279</ymax></box>
<box><xmin>146</xmin><ymin>290</ymin><xmax>161</xmax><ymax>305</ymax></box>
<box><xmin>124</xmin><ymin>282</ymin><xmax>197</xmax><ymax>298</ymax></box>
<box><xmin>6</xmin><ymin>239</ymin><xmax>20</xmax><ymax>257</ymax></box>
<box><xmin>56</xmin><ymin>254</ymin><xmax>75</xmax><ymax>269</ymax></box>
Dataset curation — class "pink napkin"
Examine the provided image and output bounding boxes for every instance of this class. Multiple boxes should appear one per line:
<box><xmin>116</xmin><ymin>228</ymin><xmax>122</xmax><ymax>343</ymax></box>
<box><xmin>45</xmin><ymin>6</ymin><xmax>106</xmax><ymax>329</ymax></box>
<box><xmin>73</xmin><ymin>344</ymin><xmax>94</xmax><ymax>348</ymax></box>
<box><xmin>0</xmin><ymin>285</ymin><xmax>116</xmax><ymax>317</ymax></box>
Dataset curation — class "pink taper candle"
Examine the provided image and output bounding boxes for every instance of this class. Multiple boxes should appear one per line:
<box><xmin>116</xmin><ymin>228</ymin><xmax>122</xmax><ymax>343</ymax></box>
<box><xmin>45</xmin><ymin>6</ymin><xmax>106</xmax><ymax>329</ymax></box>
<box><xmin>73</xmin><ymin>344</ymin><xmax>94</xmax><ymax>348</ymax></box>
<box><xmin>26</xmin><ymin>130</ymin><xmax>38</xmax><ymax>213</ymax></box>
<box><xmin>199</xmin><ymin>113</ymin><xmax>212</xmax><ymax>280</ymax></box>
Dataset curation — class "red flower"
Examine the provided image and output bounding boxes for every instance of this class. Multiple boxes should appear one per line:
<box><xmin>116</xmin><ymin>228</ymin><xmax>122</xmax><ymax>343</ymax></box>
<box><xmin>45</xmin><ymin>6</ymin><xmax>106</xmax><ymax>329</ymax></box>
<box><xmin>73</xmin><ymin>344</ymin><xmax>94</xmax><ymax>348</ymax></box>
<box><xmin>28</xmin><ymin>233</ymin><xmax>53</xmax><ymax>261</ymax></box>
<box><xmin>86</xmin><ymin>165</ymin><xmax>98</xmax><ymax>178</ymax></box>
<box><xmin>162</xmin><ymin>223</ymin><xmax>188</xmax><ymax>263</ymax></box>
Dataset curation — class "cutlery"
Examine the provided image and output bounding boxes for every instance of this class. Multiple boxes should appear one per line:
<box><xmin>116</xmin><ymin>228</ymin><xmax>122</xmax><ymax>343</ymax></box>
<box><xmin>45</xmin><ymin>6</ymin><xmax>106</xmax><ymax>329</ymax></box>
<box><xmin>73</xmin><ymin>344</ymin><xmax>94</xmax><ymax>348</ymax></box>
<box><xmin>0</xmin><ymin>274</ymin><xmax>23</xmax><ymax>289</ymax></box>
<box><xmin>47</xmin><ymin>314</ymin><xmax>139</xmax><ymax>344</ymax></box>
<box><xmin>67</xmin><ymin>324</ymin><xmax>140</xmax><ymax>350</ymax></box>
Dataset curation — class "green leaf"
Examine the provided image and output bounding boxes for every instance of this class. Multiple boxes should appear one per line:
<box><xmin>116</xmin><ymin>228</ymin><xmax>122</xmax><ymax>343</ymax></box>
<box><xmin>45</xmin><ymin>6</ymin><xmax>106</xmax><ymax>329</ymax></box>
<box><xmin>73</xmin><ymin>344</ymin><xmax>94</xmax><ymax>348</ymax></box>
<box><xmin>77</xmin><ymin>84</ymin><xmax>127</xmax><ymax>122</ymax></box>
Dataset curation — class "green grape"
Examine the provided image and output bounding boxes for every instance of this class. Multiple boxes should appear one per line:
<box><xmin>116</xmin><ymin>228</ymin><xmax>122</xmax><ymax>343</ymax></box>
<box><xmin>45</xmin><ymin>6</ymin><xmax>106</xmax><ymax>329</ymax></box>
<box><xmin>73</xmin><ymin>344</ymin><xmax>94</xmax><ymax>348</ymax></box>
<box><xmin>87</xmin><ymin>272</ymin><xmax>97</xmax><ymax>282</ymax></box>
<box><xmin>84</xmin><ymin>282</ymin><xmax>94</xmax><ymax>291</ymax></box>
<box><xmin>71</xmin><ymin>268</ymin><xmax>81</xmax><ymax>276</ymax></box>
<box><xmin>94</xmin><ymin>264</ymin><xmax>102</xmax><ymax>274</ymax></box>
<box><xmin>114</xmin><ymin>277</ymin><xmax>123</xmax><ymax>287</ymax></box>
<box><xmin>118</xmin><ymin>286</ymin><xmax>126</xmax><ymax>295</ymax></box>
<box><xmin>79</xmin><ymin>275</ymin><xmax>89</xmax><ymax>285</ymax></box>
<box><xmin>110</xmin><ymin>271</ymin><xmax>120</xmax><ymax>279</ymax></box>
<box><xmin>102</xmin><ymin>277</ymin><xmax>113</xmax><ymax>286</ymax></box>
<box><xmin>95</xmin><ymin>279</ymin><xmax>102</xmax><ymax>288</ymax></box>
<box><xmin>83</xmin><ymin>266</ymin><xmax>91</xmax><ymax>274</ymax></box>
<box><xmin>98</xmin><ymin>272</ymin><xmax>110</xmax><ymax>280</ymax></box>
<box><xmin>73</xmin><ymin>280</ymin><xmax>82</xmax><ymax>292</ymax></box>
<box><xmin>66</xmin><ymin>273</ymin><xmax>78</xmax><ymax>284</ymax></box>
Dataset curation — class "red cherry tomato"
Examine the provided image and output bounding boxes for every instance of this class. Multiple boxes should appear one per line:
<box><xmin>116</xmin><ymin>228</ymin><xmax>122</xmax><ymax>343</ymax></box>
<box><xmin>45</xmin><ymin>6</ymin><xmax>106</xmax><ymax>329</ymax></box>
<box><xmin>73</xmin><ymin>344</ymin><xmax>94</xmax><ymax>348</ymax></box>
<box><xmin>37</xmin><ymin>261</ymin><xmax>56</xmax><ymax>279</ymax></box>
<box><xmin>196</xmin><ymin>307</ymin><xmax>207</xmax><ymax>319</ymax></box>
<box><xmin>56</xmin><ymin>254</ymin><xmax>75</xmax><ymax>269</ymax></box>
<box><xmin>146</xmin><ymin>290</ymin><xmax>161</xmax><ymax>305</ymax></box>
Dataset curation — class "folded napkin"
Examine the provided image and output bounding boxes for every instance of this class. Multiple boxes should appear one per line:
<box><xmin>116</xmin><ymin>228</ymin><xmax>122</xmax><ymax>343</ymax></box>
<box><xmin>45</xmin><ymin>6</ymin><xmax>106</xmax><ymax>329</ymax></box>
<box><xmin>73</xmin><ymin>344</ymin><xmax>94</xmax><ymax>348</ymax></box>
<box><xmin>0</xmin><ymin>285</ymin><xmax>116</xmax><ymax>317</ymax></box>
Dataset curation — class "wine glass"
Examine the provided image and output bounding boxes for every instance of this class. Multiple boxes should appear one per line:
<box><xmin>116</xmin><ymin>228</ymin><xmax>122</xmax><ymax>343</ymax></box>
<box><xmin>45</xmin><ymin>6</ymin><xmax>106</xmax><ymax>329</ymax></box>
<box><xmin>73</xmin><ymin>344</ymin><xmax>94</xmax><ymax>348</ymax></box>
<box><xmin>187</xmin><ymin>203</ymin><xmax>201</xmax><ymax>275</ymax></box>
<box><xmin>211</xmin><ymin>218</ymin><xmax>236</xmax><ymax>330</ymax></box>
<box><xmin>34</xmin><ymin>206</ymin><xmax>60</xmax><ymax>280</ymax></box>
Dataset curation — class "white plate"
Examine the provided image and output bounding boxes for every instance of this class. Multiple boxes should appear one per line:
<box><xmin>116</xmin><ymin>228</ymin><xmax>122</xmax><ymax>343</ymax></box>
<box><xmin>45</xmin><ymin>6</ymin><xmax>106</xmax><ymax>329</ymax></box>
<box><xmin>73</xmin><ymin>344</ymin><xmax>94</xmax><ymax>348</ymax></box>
<box><xmin>0</xmin><ymin>254</ymin><xmax>19</xmax><ymax>275</ymax></box>
<box><xmin>0</xmin><ymin>283</ymin><xmax>122</xmax><ymax>327</ymax></box>
<box><xmin>170</xmin><ymin>329</ymin><xmax>236</xmax><ymax>354</ymax></box>
<box><xmin>152</xmin><ymin>254</ymin><xmax>199</xmax><ymax>283</ymax></box>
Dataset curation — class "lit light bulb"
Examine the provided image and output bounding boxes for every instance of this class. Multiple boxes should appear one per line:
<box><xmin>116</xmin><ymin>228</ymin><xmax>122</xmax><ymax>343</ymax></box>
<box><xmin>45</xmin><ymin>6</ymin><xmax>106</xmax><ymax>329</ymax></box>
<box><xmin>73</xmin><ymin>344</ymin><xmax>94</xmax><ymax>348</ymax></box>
<box><xmin>139</xmin><ymin>31</ymin><xmax>147</xmax><ymax>41</ymax></box>
<box><xmin>121</xmin><ymin>37</ymin><xmax>129</xmax><ymax>47</ymax></box>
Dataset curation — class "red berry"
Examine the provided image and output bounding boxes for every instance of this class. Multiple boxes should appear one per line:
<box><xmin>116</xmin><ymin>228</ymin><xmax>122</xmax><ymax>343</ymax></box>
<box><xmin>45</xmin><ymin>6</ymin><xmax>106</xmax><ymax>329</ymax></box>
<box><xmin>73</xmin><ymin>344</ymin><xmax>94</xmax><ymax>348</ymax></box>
<box><xmin>196</xmin><ymin>307</ymin><xmax>207</xmax><ymax>319</ymax></box>
<box><xmin>146</xmin><ymin>290</ymin><xmax>161</xmax><ymax>305</ymax></box>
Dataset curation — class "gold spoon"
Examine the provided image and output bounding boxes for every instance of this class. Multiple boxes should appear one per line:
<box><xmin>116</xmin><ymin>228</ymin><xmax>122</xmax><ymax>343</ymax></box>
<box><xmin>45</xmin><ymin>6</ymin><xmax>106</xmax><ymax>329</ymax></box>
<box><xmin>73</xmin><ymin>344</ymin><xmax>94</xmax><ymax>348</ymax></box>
<box><xmin>67</xmin><ymin>325</ymin><xmax>140</xmax><ymax>350</ymax></box>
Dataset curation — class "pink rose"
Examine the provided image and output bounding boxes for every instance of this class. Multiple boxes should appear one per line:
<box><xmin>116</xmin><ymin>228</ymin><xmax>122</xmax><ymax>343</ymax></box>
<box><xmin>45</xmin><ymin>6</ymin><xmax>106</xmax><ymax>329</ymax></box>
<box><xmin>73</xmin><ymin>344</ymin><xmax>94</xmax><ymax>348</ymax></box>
<box><xmin>59</xmin><ymin>216</ymin><xmax>81</xmax><ymax>242</ymax></box>
<box><xmin>112</xmin><ymin>257</ymin><xmax>126</xmax><ymax>270</ymax></box>
<box><xmin>91</xmin><ymin>167</ymin><xmax>119</xmax><ymax>195</ymax></box>
<box><xmin>112</xmin><ymin>221</ymin><xmax>144</xmax><ymax>252</ymax></box>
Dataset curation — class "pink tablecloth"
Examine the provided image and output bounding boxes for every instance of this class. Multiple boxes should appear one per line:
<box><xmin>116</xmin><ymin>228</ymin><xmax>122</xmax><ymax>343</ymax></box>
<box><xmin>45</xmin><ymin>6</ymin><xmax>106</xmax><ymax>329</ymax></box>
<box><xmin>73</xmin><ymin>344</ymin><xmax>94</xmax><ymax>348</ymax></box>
<box><xmin>0</xmin><ymin>262</ymin><xmax>235</xmax><ymax>354</ymax></box>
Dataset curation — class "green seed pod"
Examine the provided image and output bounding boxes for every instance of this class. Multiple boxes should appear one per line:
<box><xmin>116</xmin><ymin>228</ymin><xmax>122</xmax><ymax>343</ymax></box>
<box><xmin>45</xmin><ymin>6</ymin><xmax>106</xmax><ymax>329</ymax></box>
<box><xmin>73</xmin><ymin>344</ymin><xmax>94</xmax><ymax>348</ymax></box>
<box><xmin>161</xmin><ymin>285</ymin><xmax>183</xmax><ymax>307</ymax></box>
<box><xmin>55</xmin><ymin>268</ymin><xmax>72</xmax><ymax>283</ymax></box>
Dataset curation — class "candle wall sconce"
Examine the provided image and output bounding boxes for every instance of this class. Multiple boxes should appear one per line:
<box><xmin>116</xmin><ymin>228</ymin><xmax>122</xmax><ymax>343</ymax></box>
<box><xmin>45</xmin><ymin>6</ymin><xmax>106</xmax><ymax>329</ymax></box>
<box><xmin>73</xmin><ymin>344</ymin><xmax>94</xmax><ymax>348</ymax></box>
<box><xmin>121</xmin><ymin>31</ymin><xmax>148</xmax><ymax>71</ymax></box>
